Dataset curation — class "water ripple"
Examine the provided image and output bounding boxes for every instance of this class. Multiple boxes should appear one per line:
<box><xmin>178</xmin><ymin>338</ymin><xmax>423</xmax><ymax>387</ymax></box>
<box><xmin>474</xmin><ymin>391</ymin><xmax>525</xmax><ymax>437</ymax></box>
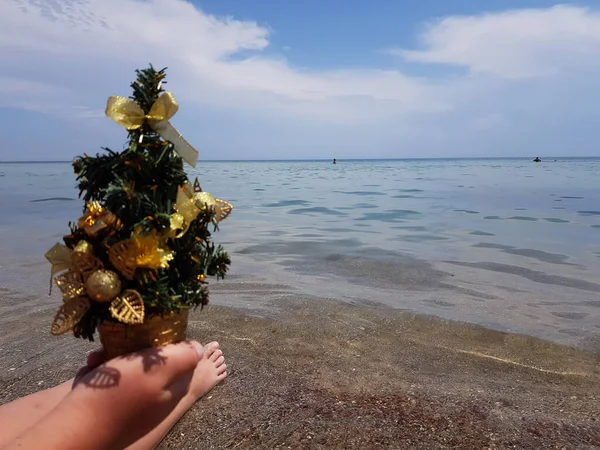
<box><xmin>30</xmin><ymin>197</ymin><xmax>75</xmax><ymax>202</ymax></box>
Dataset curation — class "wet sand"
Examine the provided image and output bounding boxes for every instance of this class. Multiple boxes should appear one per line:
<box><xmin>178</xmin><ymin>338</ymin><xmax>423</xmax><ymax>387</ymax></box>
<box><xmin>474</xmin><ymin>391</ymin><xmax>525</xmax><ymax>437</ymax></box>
<box><xmin>1</xmin><ymin>280</ymin><xmax>599</xmax><ymax>449</ymax></box>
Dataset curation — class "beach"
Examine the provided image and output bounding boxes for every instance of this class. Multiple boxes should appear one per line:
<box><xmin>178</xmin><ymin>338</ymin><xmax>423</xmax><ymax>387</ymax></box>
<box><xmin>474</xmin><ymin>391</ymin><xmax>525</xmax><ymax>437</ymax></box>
<box><xmin>1</xmin><ymin>158</ymin><xmax>600</xmax><ymax>448</ymax></box>
<box><xmin>1</xmin><ymin>276</ymin><xmax>599</xmax><ymax>449</ymax></box>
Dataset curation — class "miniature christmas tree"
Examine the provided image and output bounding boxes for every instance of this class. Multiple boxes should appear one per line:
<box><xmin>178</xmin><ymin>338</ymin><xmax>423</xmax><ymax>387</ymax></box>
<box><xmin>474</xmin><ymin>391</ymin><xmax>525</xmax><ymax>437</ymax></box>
<box><xmin>45</xmin><ymin>66</ymin><xmax>232</xmax><ymax>358</ymax></box>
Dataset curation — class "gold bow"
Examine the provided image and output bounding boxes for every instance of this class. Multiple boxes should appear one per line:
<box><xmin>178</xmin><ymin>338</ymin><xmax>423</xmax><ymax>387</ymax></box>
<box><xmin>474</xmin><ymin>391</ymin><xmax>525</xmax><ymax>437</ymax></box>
<box><xmin>45</xmin><ymin>243</ymin><xmax>73</xmax><ymax>294</ymax></box>
<box><xmin>105</xmin><ymin>92</ymin><xmax>199</xmax><ymax>167</ymax></box>
<box><xmin>78</xmin><ymin>201</ymin><xmax>121</xmax><ymax>237</ymax></box>
<box><xmin>170</xmin><ymin>182</ymin><xmax>233</xmax><ymax>238</ymax></box>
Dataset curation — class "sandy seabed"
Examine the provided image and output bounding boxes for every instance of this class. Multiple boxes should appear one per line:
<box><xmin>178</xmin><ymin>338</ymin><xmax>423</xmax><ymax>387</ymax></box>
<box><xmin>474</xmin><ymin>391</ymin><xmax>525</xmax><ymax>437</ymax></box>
<box><xmin>1</xmin><ymin>279</ymin><xmax>599</xmax><ymax>450</ymax></box>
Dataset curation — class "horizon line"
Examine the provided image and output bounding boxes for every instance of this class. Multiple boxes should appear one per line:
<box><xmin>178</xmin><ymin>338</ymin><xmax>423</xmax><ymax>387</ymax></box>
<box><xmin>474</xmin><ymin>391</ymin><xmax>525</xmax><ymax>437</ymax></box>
<box><xmin>1</xmin><ymin>156</ymin><xmax>599</xmax><ymax>164</ymax></box>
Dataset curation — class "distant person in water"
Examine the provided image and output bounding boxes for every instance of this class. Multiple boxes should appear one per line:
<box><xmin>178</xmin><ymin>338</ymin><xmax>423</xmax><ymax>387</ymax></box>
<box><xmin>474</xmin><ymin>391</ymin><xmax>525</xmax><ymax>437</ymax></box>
<box><xmin>533</xmin><ymin>157</ymin><xmax>541</xmax><ymax>162</ymax></box>
<box><xmin>333</xmin><ymin>158</ymin><xmax>337</xmax><ymax>164</ymax></box>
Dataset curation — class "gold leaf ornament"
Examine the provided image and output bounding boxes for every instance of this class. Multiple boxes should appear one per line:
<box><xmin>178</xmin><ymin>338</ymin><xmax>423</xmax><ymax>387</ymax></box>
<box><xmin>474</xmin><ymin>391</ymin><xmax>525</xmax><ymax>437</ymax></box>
<box><xmin>108</xmin><ymin>239</ymin><xmax>137</xmax><ymax>280</ymax></box>
<box><xmin>51</xmin><ymin>297</ymin><xmax>91</xmax><ymax>336</ymax></box>
<box><xmin>193</xmin><ymin>178</ymin><xmax>202</xmax><ymax>192</ymax></box>
<box><xmin>71</xmin><ymin>241</ymin><xmax>104</xmax><ymax>278</ymax></box>
<box><xmin>109</xmin><ymin>290</ymin><xmax>145</xmax><ymax>324</ymax></box>
<box><xmin>105</xmin><ymin>92</ymin><xmax>199</xmax><ymax>167</ymax></box>
<box><xmin>55</xmin><ymin>270</ymin><xmax>85</xmax><ymax>301</ymax></box>
<box><xmin>214</xmin><ymin>199</ymin><xmax>233</xmax><ymax>222</ymax></box>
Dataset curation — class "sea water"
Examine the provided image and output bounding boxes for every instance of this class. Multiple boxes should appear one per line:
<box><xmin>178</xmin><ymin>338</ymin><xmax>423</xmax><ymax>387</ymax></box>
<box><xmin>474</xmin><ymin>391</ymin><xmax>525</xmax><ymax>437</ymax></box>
<box><xmin>1</xmin><ymin>158</ymin><xmax>599</xmax><ymax>345</ymax></box>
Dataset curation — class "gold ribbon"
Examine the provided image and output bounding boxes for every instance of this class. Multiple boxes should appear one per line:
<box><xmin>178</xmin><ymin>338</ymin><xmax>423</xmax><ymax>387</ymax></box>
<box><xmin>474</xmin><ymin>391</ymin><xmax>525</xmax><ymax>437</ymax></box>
<box><xmin>45</xmin><ymin>243</ymin><xmax>73</xmax><ymax>294</ymax></box>
<box><xmin>170</xmin><ymin>183</ymin><xmax>225</xmax><ymax>238</ymax></box>
<box><xmin>105</xmin><ymin>92</ymin><xmax>199</xmax><ymax>167</ymax></box>
<box><xmin>78</xmin><ymin>201</ymin><xmax>121</xmax><ymax>236</ymax></box>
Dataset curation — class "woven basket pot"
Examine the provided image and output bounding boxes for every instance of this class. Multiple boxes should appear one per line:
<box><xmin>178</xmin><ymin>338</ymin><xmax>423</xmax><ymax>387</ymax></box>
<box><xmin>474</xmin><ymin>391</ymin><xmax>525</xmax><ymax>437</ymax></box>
<box><xmin>98</xmin><ymin>309</ymin><xmax>189</xmax><ymax>359</ymax></box>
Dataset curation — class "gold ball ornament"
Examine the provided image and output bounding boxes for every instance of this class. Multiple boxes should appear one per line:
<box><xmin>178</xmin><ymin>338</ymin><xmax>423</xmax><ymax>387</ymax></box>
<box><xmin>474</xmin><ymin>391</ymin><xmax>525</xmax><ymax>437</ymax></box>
<box><xmin>85</xmin><ymin>270</ymin><xmax>122</xmax><ymax>303</ymax></box>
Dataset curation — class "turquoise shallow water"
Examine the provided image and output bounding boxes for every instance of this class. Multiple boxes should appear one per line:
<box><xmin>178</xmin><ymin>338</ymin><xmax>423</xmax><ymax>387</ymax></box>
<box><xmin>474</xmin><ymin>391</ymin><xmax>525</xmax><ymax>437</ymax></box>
<box><xmin>1</xmin><ymin>158</ymin><xmax>599</xmax><ymax>346</ymax></box>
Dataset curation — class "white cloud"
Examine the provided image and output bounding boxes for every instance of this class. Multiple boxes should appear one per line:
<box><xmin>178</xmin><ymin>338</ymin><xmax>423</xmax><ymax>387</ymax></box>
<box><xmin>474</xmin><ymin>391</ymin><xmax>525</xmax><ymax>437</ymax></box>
<box><xmin>1</xmin><ymin>1</ymin><xmax>600</xmax><ymax>158</ymax></box>
<box><xmin>393</xmin><ymin>5</ymin><xmax>600</xmax><ymax>79</ymax></box>
<box><xmin>1</xmin><ymin>0</ymin><xmax>444</xmax><ymax>125</ymax></box>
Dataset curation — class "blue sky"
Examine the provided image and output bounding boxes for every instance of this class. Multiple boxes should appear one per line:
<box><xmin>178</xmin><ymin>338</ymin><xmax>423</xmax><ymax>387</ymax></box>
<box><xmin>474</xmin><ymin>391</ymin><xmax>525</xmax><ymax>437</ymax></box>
<box><xmin>1</xmin><ymin>0</ymin><xmax>599</xmax><ymax>161</ymax></box>
<box><xmin>201</xmin><ymin>0</ymin><xmax>568</xmax><ymax>68</ymax></box>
